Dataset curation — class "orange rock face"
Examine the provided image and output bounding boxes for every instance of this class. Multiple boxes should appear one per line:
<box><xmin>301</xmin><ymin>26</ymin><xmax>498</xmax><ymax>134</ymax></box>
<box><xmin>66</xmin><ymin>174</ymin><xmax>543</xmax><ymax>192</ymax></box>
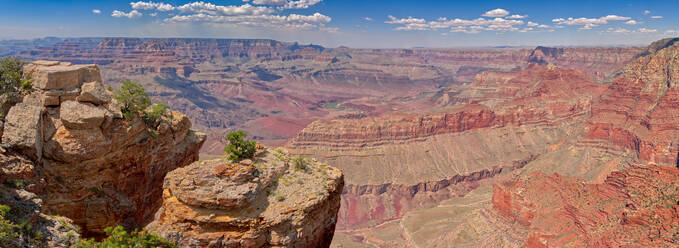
<box><xmin>585</xmin><ymin>38</ymin><xmax>679</xmax><ymax>165</ymax></box>
<box><xmin>1</xmin><ymin>61</ymin><xmax>206</xmax><ymax>236</ymax></box>
<box><xmin>490</xmin><ymin>164</ymin><xmax>679</xmax><ymax>247</ymax></box>
<box><xmin>148</xmin><ymin>149</ymin><xmax>344</xmax><ymax>248</ymax></box>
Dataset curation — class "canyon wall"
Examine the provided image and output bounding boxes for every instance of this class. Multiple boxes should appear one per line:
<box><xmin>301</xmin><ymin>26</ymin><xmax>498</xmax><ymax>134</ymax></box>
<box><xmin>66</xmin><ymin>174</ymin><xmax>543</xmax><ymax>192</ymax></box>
<box><xmin>287</xmin><ymin>65</ymin><xmax>608</xmax><ymax>237</ymax></box>
<box><xmin>0</xmin><ymin>38</ymin><xmax>642</xmax><ymax>154</ymax></box>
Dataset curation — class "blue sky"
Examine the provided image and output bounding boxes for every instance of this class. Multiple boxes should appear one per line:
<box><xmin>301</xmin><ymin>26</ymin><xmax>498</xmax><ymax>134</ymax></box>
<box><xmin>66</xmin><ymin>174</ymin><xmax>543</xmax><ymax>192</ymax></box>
<box><xmin>0</xmin><ymin>0</ymin><xmax>678</xmax><ymax>48</ymax></box>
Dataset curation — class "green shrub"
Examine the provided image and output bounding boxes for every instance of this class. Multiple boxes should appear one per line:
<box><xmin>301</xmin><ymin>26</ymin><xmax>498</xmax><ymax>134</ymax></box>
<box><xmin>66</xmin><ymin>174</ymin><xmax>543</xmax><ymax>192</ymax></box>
<box><xmin>293</xmin><ymin>156</ymin><xmax>309</xmax><ymax>172</ymax></box>
<box><xmin>0</xmin><ymin>57</ymin><xmax>29</xmax><ymax>94</ymax></box>
<box><xmin>113</xmin><ymin>80</ymin><xmax>151</xmax><ymax>120</ymax></box>
<box><xmin>76</xmin><ymin>225</ymin><xmax>177</xmax><ymax>248</ymax></box>
<box><xmin>224</xmin><ymin>130</ymin><xmax>257</xmax><ymax>162</ymax></box>
<box><xmin>143</xmin><ymin>102</ymin><xmax>167</xmax><ymax>126</ymax></box>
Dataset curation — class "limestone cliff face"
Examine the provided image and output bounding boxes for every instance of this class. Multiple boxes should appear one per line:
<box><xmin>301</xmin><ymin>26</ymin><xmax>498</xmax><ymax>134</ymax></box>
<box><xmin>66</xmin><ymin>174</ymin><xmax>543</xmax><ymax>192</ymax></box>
<box><xmin>148</xmin><ymin>148</ymin><xmax>344</xmax><ymax>248</ymax></box>
<box><xmin>1</xmin><ymin>60</ymin><xmax>206</xmax><ymax>235</ymax></box>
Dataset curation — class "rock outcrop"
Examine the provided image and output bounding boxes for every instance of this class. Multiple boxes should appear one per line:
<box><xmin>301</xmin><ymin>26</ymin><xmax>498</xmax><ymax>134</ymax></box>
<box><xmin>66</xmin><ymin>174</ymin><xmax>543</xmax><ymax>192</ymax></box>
<box><xmin>487</xmin><ymin>164</ymin><xmax>679</xmax><ymax>247</ymax></box>
<box><xmin>148</xmin><ymin>148</ymin><xmax>344</xmax><ymax>247</ymax></box>
<box><xmin>0</xmin><ymin>61</ymin><xmax>206</xmax><ymax>236</ymax></box>
<box><xmin>585</xmin><ymin>38</ymin><xmax>679</xmax><ymax>165</ymax></box>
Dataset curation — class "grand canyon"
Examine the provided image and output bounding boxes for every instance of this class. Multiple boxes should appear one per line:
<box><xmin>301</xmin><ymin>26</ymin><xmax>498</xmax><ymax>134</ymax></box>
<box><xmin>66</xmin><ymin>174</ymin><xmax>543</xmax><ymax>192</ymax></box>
<box><xmin>2</xmin><ymin>1</ymin><xmax>679</xmax><ymax>247</ymax></box>
<box><xmin>2</xmin><ymin>36</ymin><xmax>679</xmax><ymax>247</ymax></box>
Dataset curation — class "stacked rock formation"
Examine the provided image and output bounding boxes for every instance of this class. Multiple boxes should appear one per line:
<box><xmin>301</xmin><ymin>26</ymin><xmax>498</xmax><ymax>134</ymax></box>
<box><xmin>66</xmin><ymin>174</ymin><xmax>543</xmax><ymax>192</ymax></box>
<box><xmin>1</xmin><ymin>60</ymin><xmax>206</xmax><ymax>235</ymax></box>
<box><xmin>148</xmin><ymin>148</ymin><xmax>344</xmax><ymax>247</ymax></box>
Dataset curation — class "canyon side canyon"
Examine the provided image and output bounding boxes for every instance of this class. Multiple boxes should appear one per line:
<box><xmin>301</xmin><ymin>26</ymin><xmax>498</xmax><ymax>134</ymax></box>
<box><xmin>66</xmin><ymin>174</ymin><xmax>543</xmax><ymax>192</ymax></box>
<box><xmin>2</xmin><ymin>37</ymin><xmax>679</xmax><ymax>247</ymax></box>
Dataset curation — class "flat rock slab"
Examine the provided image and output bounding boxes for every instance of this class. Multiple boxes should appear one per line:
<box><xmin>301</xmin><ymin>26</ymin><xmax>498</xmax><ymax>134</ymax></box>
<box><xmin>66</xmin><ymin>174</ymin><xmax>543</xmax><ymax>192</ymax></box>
<box><xmin>1</xmin><ymin>103</ymin><xmax>44</xmax><ymax>160</ymax></box>
<box><xmin>24</xmin><ymin>62</ymin><xmax>101</xmax><ymax>90</ymax></box>
<box><xmin>59</xmin><ymin>101</ymin><xmax>106</xmax><ymax>130</ymax></box>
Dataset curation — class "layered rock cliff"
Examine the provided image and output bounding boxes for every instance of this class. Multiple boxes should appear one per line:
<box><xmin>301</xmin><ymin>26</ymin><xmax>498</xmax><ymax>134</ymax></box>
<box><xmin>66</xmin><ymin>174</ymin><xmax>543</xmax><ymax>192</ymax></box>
<box><xmin>1</xmin><ymin>60</ymin><xmax>206</xmax><ymax>236</ymax></box>
<box><xmin>585</xmin><ymin>38</ymin><xmax>679</xmax><ymax>165</ymax></box>
<box><xmin>148</xmin><ymin>148</ymin><xmax>343</xmax><ymax>247</ymax></box>
<box><xmin>287</xmin><ymin>65</ymin><xmax>606</xmax><ymax>235</ymax></box>
<box><xmin>487</xmin><ymin>164</ymin><xmax>679</xmax><ymax>247</ymax></box>
<box><xmin>0</xmin><ymin>38</ymin><xmax>642</xmax><ymax>155</ymax></box>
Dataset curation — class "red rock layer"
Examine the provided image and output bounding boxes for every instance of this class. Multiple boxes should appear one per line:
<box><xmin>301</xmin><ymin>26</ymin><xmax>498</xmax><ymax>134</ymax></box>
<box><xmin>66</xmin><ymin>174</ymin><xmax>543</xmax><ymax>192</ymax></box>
<box><xmin>585</xmin><ymin>38</ymin><xmax>679</xmax><ymax>165</ymax></box>
<box><xmin>288</xmin><ymin>65</ymin><xmax>607</xmax><ymax>231</ymax></box>
<box><xmin>290</xmin><ymin>65</ymin><xmax>605</xmax><ymax>148</ymax></box>
<box><xmin>490</xmin><ymin>164</ymin><xmax>679</xmax><ymax>247</ymax></box>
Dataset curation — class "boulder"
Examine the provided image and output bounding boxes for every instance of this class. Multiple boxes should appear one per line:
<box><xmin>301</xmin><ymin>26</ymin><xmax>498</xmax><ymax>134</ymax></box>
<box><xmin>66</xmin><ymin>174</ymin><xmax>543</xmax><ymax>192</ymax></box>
<box><xmin>24</xmin><ymin>61</ymin><xmax>100</xmax><ymax>90</ymax></box>
<box><xmin>77</xmin><ymin>81</ymin><xmax>111</xmax><ymax>105</ymax></box>
<box><xmin>59</xmin><ymin>101</ymin><xmax>106</xmax><ymax>130</ymax></box>
<box><xmin>1</xmin><ymin>103</ymin><xmax>44</xmax><ymax>160</ymax></box>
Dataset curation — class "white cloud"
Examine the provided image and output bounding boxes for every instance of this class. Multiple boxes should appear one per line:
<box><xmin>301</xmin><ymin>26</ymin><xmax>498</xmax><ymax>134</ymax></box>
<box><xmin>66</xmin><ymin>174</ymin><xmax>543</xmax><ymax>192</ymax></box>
<box><xmin>506</xmin><ymin>14</ymin><xmax>527</xmax><ymax>19</ymax></box>
<box><xmin>111</xmin><ymin>1</ymin><xmax>331</xmax><ymax>31</ymax></box>
<box><xmin>644</xmin><ymin>10</ymin><xmax>651</xmax><ymax>15</ymax></box>
<box><xmin>92</xmin><ymin>9</ymin><xmax>101</xmax><ymax>14</ymax></box>
<box><xmin>651</xmin><ymin>16</ymin><xmax>663</xmax><ymax>19</ymax></box>
<box><xmin>176</xmin><ymin>2</ymin><xmax>273</xmax><ymax>16</ymax></box>
<box><xmin>624</xmin><ymin>20</ymin><xmax>638</xmax><ymax>25</ymax></box>
<box><xmin>131</xmin><ymin>1</ymin><xmax>174</xmax><ymax>11</ymax></box>
<box><xmin>482</xmin><ymin>8</ymin><xmax>509</xmax><ymax>17</ymax></box>
<box><xmin>386</xmin><ymin>15</ymin><xmax>527</xmax><ymax>33</ymax></box>
<box><xmin>364</xmin><ymin>17</ymin><xmax>373</xmax><ymax>21</ymax></box>
<box><xmin>552</xmin><ymin>14</ymin><xmax>631</xmax><ymax>29</ymax></box>
<box><xmin>112</xmin><ymin>10</ymin><xmax>142</xmax><ymax>18</ymax></box>
<box><xmin>600</xmin><ymin>15</ymin><xmax>631</xmax><ymax>21</ymax></box>
<box><xmin>284</xmin><ymin>0</ymin><xmax>322</xmax><ymax>9</ymax></box>
<box><xmin>638</xmin><ymin>28</ymin><xmax>657</xmax><ymax>33</ymax></box>
<box><xmin>247</xmin><ymin>0</ymin><xmax>288</xmax><ymax>5</ymax></box>
<box><xmin>526</xmin><ymin>21</ymin><xmax>538</xmax><ymax>27</ymax></box>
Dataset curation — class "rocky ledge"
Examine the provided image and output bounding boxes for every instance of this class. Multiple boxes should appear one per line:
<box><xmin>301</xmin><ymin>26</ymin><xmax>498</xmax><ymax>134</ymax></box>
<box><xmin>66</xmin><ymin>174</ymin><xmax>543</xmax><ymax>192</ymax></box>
<box><xmin>148</xmin><ymin>147</ymin><xmax>344</xmax><ymax>248</ymax></box>
<box><xmin>1</xmin><ymin>60</ymin><xmax>206</xmax><ymax>235</ymax></box>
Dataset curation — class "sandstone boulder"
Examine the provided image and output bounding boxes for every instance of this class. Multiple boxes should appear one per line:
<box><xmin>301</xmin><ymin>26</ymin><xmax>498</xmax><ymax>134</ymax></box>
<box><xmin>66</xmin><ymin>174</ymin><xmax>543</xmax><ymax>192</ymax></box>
<box><xmin>77</xmin><ymin>81</ymin><xmax>111</xmax><ymax>105</ymax></box>
<box><xmin>59</xmin><ymin>101</ymin><xmax>106</xmax><ymax>130</ymax></box>
<box><xmin>1</xmin><ymin>102</ymin><xmax>43</xmax><ymax>160</ymax></box>
<box><xmin>23</xmin><ymin>61</ymin><xmax>100</xmax><ymax>90</ymax></box>
<box><xmin>149</xmin><ymin>148</ymin><xmax>344</xmax><ymax>248</ymax></box>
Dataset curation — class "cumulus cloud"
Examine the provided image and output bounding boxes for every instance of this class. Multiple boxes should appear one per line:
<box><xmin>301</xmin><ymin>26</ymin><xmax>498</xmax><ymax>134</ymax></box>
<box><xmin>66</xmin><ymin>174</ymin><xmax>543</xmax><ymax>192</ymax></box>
<box><xmin>245</xmin><ymin>0</ymin><xmax>288</xmax><ymax>5</ymax></box>
<box><xmin>644</xmin><ymin>10</ymin><xmax>651</xmax><ymax>15</ymax></box>
<box><xmin>651</xmin><ymin>16</ymin><xmax>663</xmax><ymax>19</ymax></box>
<box><xmin>112</xmin><ymin>10</ymin><xmax>142</xmax><ymax>18</ymax></box>
<box><xmin>482</xmin><ymin>8</ymin><xmax>509</xmax><ymax>17</ymax></box>
<box><xmin>386</xmin><ymin>15</ymin><xmax>527</xmax><ymax>33</ymax></box>
<box><xmin>552</xmin><ymin>14</ymin><xmax>630</xmax><ymax>30</ymax></box>
<box><xmin>176</xmin><ymin>2</ymin><xmax>273</xmax><ymax>16</ymax></box>
<box><xmin>364</xmin><ymin>17</ymin><xmax>373</xmax><ymax>21</ymax></box>
<box><xmin>131</xmin><ymin>1</ymin><xmax>174</xmax><ymax>11</ymax></box>
<box><xmin>284</xmin><ymin>0</ymin><xmax>322</xmax><ymax>9</ymax></box>
<box><xmin>92</xmin><ymin>9</ymin><xmax>101</xmax><ymax>14</ymax></box>
<box><xmin>624</xmin><ymin>20</ymin><xmax>638</xmax><ymax>25</ymax></box>
<box><xmin>638</xmin><ymin>28</ymin><xmax>657</xmax><ymax>33</ymax></box>
<box><xmin>113</xmin><ymin>1</ymin><xmax>333</xmax><ymax>31</ymax></box>
<box><xmin>506</xmin><ymin>14</ymin><xmax>527</xmax><ymax>19</ymax></box>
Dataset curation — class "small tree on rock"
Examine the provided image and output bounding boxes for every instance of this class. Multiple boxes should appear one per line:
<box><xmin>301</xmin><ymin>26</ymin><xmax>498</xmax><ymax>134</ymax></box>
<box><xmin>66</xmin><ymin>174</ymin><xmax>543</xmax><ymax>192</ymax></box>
<box><xmin>224</xmin><ymin>130</ymin><xmax>257</xmax><ymax>162</ymax></box>
<box><xmin>113</xmin><ymin>80</ymin><xmax>151</xmax><ymax>120</ymax></box>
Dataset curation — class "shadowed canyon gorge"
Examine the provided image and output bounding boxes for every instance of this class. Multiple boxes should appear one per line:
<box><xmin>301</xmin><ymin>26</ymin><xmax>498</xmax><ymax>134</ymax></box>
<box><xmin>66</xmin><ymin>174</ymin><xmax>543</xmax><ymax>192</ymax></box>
<box><xmin>3</xmin><ymin>36</ymin><xmax>679</xmax><ymax>247</ymax></box>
